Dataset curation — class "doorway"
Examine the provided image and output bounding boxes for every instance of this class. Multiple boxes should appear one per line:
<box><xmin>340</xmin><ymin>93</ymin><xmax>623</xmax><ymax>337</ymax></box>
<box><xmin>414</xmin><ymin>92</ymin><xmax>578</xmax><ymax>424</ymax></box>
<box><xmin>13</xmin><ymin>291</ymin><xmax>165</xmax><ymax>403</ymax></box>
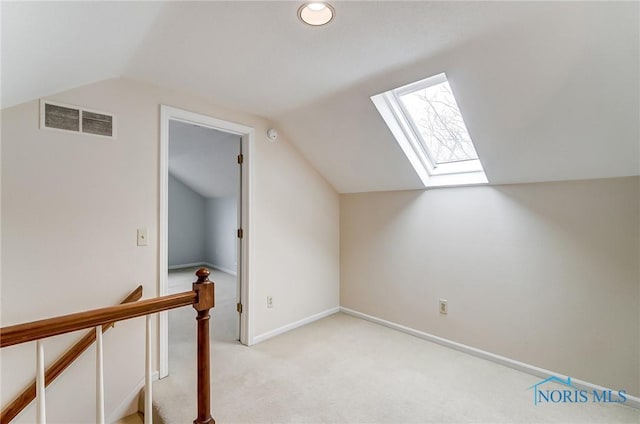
<box><xmin>159</xmin><ymin>106</ymin><xmax>253</xmax><ymax>378</ymax></box>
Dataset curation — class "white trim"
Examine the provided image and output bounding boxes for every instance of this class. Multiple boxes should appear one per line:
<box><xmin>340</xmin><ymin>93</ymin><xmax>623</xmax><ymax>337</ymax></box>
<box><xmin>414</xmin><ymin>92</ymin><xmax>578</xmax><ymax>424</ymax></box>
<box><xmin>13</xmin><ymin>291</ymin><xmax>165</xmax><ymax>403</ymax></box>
<box><xmin>159</xmin><ymin>106</ymin><xmax>170</xmax><ymax>379</ymax></box>
<box><xmin>95</xmin><ymin>327</ymin><xmax>105</xmax><ymax>424</ymax></box>
<box><xmin>35</xmin><ymin>341</ymin><xmax>46</xmax><ymax>424</ymax></box>
<box><xmin>393</xmin><ymin>73</ymin><xmax>482</xmax><ymax>173</ymax></box>
<box><xmin>252</xmin><ymin>307</ymin><xmax>340</xmax><ymax>345</ymax></box>
<box><xmin>240</xmin><ymin>128</ymin><xmax>254</xmax><ymax>346</ymax></box>
<box><xmin>159</xmin><ymin>105</ymin><xmax>254</xmax><ymax>378</ymax></box>
<box><xmin>393</xmin><ymin>72</ymin><xmax>448</xmax><ymax>95</ymax></box>
<box><xmin>371</xmin><ymin>94</ymin><xmax>430</xmax><ymax>186</ymax></box>
<box><xmin>340</xmin><ymin>307</ymin><xmax>639</xmax><ymax>409</ymax></box>
<box><xmin>167</xmin><ymin>262</ymin><xmax>238</xmax><ymax>276</ymax></box>
<box><xmin>107</xmin><ymin>371</ymin><xmax>159</xmax><ymax>423</ymax></box>
<box><xmin>204</xmin><ymin>262</ymin><xmax>237</xmax><ymax>277</ymax></box>
<box><xmin>144</xmin><ymin>315</ymin><xmax>153</xmax><ymax>424</ymax></box>
<box><xmin>167</xmin><ymin>262</ymin><xmax>205</xmax><ymax>271</ymax></box>
<box><xmin>370</xmin><ymin>73</ymin><xmax>488</xmax><ymax>188</ymax></box>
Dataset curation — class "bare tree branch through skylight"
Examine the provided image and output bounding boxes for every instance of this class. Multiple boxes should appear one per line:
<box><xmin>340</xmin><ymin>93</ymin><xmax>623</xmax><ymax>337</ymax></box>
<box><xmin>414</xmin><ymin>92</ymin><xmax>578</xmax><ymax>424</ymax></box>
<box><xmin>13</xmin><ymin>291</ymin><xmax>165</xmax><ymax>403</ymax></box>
<box><xmin>399</xmin><ymin>81</ymin><xmax>478</xmax><ymax>165</ymax></box>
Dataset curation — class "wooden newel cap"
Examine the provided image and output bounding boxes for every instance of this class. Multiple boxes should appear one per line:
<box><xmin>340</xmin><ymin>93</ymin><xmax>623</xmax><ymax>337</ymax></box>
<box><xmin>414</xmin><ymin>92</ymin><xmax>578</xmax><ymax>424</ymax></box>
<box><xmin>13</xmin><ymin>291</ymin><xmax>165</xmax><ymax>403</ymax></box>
<box><xmin>195</xmin><ymin>268</ymin><xmax>210</xmax><ymax>283</ymax></box>
<box><xmin>193</xmin><ymin>268</ymin><xmax>215</xmax><ymax>311</ymax></box>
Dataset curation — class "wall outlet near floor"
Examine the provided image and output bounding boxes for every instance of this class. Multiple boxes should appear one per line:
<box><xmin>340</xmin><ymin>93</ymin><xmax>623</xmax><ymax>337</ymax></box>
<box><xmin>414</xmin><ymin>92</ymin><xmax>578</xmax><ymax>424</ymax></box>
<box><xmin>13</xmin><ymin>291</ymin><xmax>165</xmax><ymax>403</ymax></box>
<box><xmin>439</xmin><ymin>299</ymin><xmax>448</xmax><ymax>314</ymax></box>
<box><xmin>267</xmin><ymin>296</ymin><xmax>274</xmax><ymax>309</ymax></box>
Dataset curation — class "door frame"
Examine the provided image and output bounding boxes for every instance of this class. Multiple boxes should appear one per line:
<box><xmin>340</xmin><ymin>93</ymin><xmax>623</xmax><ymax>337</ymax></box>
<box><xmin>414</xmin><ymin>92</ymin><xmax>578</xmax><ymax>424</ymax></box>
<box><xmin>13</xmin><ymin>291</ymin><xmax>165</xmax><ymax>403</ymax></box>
<box><xmin>159</xmin><ymin>105</ymin><xmax>254</xmax><ymax>378</ymax></box>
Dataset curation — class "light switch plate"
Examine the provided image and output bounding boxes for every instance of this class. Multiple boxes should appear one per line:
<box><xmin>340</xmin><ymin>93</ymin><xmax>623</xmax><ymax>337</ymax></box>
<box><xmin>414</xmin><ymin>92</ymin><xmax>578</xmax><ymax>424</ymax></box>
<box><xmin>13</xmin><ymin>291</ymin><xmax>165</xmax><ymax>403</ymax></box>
<box><xmin>137</xmin><ymin>228</ymin><xmax>148</xmax><ymax>246</ymax></box>
<box><xmin>439</xmin><ymin>299</ymin><xmax>448</xmax><ymax>314</ymax></box>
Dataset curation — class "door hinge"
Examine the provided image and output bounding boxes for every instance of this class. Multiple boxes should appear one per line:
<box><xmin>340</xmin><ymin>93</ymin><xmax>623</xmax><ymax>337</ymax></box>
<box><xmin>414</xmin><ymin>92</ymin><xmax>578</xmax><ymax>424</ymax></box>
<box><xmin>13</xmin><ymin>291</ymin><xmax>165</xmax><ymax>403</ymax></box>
<box><xmin>237</xmin><ymin>154</ymin><xmax>244</xmax><ymax>164</ymax></box>
<box><xmin>236</xmin><ymin>303</ymin><xmax>243</xmax><ymax>314</ymax></box>
<box><xmin>237</xmin><ymin>228</ymin><xmax>243</xmax><ymax>239</ymax></box>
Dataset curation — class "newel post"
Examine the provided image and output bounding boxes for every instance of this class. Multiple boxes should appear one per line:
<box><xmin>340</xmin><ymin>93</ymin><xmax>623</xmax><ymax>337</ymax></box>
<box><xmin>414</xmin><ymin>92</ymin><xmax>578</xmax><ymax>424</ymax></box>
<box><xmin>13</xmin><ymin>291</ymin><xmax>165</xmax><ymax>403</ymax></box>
<box><xmin>193</xmin><ymin>268</ymin><xmax>215</xmax><ymax>424</ymax></box>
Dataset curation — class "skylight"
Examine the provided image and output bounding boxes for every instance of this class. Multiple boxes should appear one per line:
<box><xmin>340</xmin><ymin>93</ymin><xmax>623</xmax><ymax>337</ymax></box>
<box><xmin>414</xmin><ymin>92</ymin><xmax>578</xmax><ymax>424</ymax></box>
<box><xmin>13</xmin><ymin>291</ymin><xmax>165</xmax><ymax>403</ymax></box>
<box><xmin>371</xmin><ymin>73</ymin><xmax>487</xmax><ymax>187</ymax></box>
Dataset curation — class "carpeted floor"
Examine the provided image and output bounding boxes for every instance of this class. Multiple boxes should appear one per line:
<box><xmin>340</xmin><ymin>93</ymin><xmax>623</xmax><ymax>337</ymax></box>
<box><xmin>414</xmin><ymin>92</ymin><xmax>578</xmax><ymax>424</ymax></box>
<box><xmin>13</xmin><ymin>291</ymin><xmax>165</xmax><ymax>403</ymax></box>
<box><xmin>167</xmin><ymin>266</ymin><xmax>239</xmax><ymax>342</ymax></box>
<box><xmin>153</xmin><ymin>269</ymin><xmax>639</xmax><ymax>424</ymax></box>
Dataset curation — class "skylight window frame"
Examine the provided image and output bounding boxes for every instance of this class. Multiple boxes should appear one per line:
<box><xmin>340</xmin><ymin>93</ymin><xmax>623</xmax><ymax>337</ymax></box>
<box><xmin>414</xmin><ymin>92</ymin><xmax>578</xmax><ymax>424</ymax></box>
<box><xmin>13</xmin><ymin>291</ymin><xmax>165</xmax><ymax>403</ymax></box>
<box><xmin>371</xmin><ymin>72</ymin><xmax>488</xmax><ymax>188</ymax></box>
<box><xmin>393</xmin><ymin>73</ymin><xmax>446</xmax><ymax>170</ymax></box>
<box><xmin>393</xmin><ymin>74</ymin><xmax>480</xmax><ymax>167</ymax></box>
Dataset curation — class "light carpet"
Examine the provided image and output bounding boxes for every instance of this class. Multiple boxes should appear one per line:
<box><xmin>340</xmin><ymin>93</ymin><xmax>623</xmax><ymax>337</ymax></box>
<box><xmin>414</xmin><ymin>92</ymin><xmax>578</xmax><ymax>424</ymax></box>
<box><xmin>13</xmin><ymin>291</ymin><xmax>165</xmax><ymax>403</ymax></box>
<box><xmin>167</xmin><ymin>266</ymin><xmax>239</xmax><ymax>342</ymax></box>
<box><xmin>153</xmin><ymin>271</ymin><xmax>638</xmax><ymax>423</ymax></box>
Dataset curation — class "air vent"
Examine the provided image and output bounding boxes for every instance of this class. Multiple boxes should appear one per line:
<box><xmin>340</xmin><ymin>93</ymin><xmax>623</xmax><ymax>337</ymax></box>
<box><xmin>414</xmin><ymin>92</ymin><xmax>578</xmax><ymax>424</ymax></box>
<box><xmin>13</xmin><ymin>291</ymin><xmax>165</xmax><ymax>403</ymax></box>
<box><xmin>40</xmin><ymin>100</ymin><xmax>116</xmax><ymax>139</ymax></box>
<box><xmin>44</xmin><ymin>103</ymin><xmax>80</xmax><ymax>132</ymax></box>
<box><xmin>82</xmin><ymin>111</ymin><xmax>113</xmax><ymax>137</ymax></box>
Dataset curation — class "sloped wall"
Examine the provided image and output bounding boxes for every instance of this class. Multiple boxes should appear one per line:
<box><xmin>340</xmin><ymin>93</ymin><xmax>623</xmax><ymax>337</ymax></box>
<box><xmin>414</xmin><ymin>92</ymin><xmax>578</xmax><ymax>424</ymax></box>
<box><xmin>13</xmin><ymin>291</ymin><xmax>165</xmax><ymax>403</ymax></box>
<box><xmin>168</xmin><ymin>174</ymin><xmax>207</xmax><ymax>267</ymax></box>
<box><xmin>204</xmin><ymin>196</ymin><xmax>237</xmax><ymax>273</ymax></box>
<box><xmin>1</xmin><ymin>77</ymin><xmax>340</xmax><ymax>422</ymax></box>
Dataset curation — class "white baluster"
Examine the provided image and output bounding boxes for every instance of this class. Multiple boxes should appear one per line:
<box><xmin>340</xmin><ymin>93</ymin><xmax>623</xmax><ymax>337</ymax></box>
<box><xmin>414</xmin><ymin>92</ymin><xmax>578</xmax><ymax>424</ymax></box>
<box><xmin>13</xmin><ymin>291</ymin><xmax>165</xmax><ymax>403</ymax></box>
<box><xmin>96</xmin><ymin>326</ymin><xmax>105</xmax><ymax>424</ymax></box>
<box><xmin>145</xmin><ymin>315</ymin><xmax>153</xmax><ymax>424</ymax></box>
<box><xmin>36</xmin><ymin>340</ymin><xmax>46</xmax><ymax>424</ymax></box>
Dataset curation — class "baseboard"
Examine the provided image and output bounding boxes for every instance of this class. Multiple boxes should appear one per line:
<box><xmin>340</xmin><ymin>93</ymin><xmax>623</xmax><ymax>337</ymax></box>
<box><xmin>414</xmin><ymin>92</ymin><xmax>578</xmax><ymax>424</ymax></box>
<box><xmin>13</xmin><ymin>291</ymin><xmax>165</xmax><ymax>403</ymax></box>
<box><xmin>167</xmin><ymin>262</ymin><xmax>204</xmax><ymax>270</ymax></box>
<box><xmin>107</xmin><ymin>371</ymin><xmax>159</xmax><ymax>423</ymax></box>
<box><xmin>252</xmin><ymin>306</ymin><xmax>340</xmax><ymax>345</ymax></box>
<box><xmin>203</xmin><ymin>262</ymin><xmax>237</xmax><ymax>276</ymax></box>
<box><xmin>340</xmin><ymin>307</ymin><xmax>640</xmax><ymax>409</ymax></box>
<box><xmin>168</xmin><ymin>262</ymin><xmax>237</xmax><ymax>276</ymax></box>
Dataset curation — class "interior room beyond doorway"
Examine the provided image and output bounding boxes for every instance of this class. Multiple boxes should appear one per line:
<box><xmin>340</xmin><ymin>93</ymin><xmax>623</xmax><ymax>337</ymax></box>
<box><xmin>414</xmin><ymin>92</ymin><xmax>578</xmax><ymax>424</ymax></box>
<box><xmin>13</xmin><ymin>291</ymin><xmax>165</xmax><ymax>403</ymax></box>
<box><xmin>167</xmin><ymin>120</ymin><xmax>241</xmax><ymax>344</ymax></box>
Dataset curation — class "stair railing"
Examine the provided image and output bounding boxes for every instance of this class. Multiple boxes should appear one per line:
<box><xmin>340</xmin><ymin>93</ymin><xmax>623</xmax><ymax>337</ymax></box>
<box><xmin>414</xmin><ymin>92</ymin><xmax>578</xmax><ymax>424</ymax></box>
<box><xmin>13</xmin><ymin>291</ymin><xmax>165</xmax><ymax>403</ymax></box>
<box><xmin>0</xmin><ymin>268</ymin><xmax>215</xmax><ymax>424</ymax></box>
<box><xmin>1</xmin><ymin>285</ymin><xmax>143</xmax><ymax>423</ymax></box>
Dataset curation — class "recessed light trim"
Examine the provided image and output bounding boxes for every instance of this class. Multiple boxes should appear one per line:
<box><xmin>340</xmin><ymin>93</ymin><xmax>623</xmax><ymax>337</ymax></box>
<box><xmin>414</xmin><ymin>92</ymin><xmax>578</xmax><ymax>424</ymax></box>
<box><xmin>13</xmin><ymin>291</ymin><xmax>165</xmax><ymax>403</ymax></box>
<box><xmin>298</xmin><ymin>2</ymin><xmax>335</xmax><ymax>26</ymax></box>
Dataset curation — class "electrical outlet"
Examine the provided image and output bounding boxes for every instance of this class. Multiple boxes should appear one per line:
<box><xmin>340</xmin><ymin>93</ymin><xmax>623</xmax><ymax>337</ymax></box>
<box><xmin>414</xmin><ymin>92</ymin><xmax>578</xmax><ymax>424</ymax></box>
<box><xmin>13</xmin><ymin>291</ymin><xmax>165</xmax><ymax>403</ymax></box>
<box><xmin>267</xmin><ymin>296</ymin><xmax>273</xmax><ymax>309</ymax></box>
<box><xmin>439</xmin><ymin>299</ymin><xmax>448</xmax><ymax>314</ymax></box>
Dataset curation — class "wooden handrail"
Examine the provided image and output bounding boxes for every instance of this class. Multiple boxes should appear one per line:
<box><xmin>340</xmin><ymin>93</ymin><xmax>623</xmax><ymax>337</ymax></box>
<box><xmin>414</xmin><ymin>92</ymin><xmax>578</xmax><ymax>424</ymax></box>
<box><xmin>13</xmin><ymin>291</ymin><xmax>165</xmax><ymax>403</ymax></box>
<box><xmin>0</xmin><ymin>291</ymin><xmax>196</xmax><ymax>348</ymax></box>
<box><xmin>0</xmin><ymin>285</ymin><xmax>143</xmax><ymax>424</ymax></box>
<box><xmin>1</xmin><ymin>268</ymin><xmax>215</xmax><ymax>424</ymax></box>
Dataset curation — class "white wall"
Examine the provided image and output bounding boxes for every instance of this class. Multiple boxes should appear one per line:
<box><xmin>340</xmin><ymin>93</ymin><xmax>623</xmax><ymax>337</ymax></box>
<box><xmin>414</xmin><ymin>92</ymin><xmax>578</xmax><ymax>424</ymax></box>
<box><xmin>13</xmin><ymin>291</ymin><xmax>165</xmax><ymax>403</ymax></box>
<box><xmin>1</xmin><ymin>77</ymin><xmax>340</xmax><ymax>422</ymax></box>
<box><xmin>340</xmin><ymin>177</ymin><xmax>639</xmax><ymax>397</ymax></box>
<box><xmin>169</xmin><ymin>175</ymin><xmax>238</xmax><ymax>273</ymax></box>
<box><xmin>168</xmin><ymin>174</ymin><xmax>206</xmax><ymax>267</ymax></box>
<box><xmin>205</xmin><ymin>196</ymin><xmax>237</xmax><ymax>273</ymax></box>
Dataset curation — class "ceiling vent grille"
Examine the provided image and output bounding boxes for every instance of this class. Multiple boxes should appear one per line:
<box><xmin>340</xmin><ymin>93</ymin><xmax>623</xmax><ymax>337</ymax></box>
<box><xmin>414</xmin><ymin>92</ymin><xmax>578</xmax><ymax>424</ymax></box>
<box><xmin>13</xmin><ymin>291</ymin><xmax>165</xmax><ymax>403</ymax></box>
<box><xmin>40</xmin><ymin>100</ymin><xmax>116</xmax><ymax>138</ymax></box>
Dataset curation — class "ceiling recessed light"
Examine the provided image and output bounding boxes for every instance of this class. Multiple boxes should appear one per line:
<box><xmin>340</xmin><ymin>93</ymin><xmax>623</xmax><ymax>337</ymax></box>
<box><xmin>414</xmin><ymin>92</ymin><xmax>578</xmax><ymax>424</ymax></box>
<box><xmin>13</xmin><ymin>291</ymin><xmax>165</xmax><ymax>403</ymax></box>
<box><xmin>298</xmin><ymin>2</ymin><xmax>335</xmax><ymax>26</ymax></box>
<box><xmin>307</xmin><ymin>3</ymin><xmax>326</xmax><ymax>12</ymax></box>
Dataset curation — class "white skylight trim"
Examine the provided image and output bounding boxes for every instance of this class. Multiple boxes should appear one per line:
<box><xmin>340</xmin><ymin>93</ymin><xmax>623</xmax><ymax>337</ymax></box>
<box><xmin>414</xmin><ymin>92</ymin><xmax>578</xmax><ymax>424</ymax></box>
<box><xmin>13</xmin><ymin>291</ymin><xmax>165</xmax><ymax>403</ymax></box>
<box><xmin>397</xmin><ymin>78</ymin><xmax>478</xmax><ymax>164</ymax></box>
<box><xmin>371</xmin><ymin>72</ymin><xmax>487</xmax><ymax>188</ymax></box>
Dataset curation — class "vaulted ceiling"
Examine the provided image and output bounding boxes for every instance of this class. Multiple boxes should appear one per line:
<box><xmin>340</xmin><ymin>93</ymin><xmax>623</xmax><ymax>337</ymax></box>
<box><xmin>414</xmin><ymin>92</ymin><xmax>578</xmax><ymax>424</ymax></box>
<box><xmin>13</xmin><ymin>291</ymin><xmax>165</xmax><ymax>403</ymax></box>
<box><xmin>3</xmin><ymin>1</ymin><xmax>638</xmax><ymax>193</ymax></box>
<box><xmin>169</xmin><ymin>121</ymin><xmax>241</xmax><ymax>199</ymax></box>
